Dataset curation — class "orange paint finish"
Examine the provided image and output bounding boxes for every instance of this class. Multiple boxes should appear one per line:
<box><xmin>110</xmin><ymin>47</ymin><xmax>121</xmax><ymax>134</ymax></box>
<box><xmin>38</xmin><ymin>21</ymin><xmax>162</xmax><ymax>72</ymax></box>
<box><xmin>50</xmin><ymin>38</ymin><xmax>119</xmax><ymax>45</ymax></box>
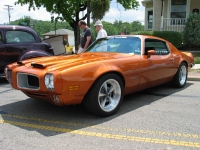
<box><xmin>4</xmin><ymin>35</ymin><xmax>195</xmax><ymax>107</ymax></box>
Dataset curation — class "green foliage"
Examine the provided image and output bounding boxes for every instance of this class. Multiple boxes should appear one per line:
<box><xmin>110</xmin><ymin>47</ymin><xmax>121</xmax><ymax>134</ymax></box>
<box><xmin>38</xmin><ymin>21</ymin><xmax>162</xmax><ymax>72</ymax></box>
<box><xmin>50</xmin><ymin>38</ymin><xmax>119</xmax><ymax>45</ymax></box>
<box><xmin>117</xmin><ymin>0</ymin><xmax>139</xmax><ymax>10</ymax></box>
<box><xmin>91</xmin><ymin>20</ymin><xmax>144</xmax><ymax>39</ymax></box>
<box><xmin>133</xmin><ymin>31</ymin><xmax>182</xmax><ymax>48</ymax></box>
<box><xmin>132</xmin><ymin>30</ymin><xmax>153</xmax><ymax>35</ymax></box>
<box><xmin>90</xmin><ymin>0</ymin><xmax>110</xmax><ymax>21</ymax></box>
<box><xmin>15</xmin><ymin>0</ymin><xmax>140</xmax><ymax>49</ymax></box>
<box><xmin>10</xmin><ymin>16</ymin><xmax>30</xmax><ymax>26</ymax></box>
<box><xmin>63</xmin><ymin>39</ymin><xmax>67</xmax><ymax>46</ymax></box>
<box><xmin>183</xmin><ymin>13</ymin><xmax>200</xmax><ymax>48</ymax></box>
<box><xmin>192</xmin><ymin>52</ymin><xmax>200</xmax><ymax>64</ymax></box>
<box><xmin>10</xmin><ymin>19</ymin><xmax>73</xmax><ymax>37</ymax></box>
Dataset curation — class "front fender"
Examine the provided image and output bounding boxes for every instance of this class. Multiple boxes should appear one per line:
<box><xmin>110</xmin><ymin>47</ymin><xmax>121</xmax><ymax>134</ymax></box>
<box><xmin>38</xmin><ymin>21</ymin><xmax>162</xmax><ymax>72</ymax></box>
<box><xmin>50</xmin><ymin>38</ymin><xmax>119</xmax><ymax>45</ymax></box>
<box><xmin>18</xmin><ymin>50</ymin><xmax>53</xmax><ymax>61</ymax></box>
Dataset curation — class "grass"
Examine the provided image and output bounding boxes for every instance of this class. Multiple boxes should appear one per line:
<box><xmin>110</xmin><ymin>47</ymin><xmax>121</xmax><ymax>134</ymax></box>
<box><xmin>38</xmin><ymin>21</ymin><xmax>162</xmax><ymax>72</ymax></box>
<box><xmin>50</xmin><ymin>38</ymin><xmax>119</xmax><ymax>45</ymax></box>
<box><xmin>192</xmin><ymin>52</ymin><xmax>200</xmax><ymax>64</ymax></box>
<box><xmin>186</xmin><ymin>52</ymin><xmax>200</xmax><ymax>73</ymax></box>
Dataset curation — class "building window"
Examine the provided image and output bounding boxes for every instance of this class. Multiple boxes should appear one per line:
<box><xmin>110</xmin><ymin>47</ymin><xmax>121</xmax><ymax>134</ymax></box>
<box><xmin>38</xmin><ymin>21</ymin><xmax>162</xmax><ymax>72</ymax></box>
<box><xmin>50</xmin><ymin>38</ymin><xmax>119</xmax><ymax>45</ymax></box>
<box><xmin>147</xmin><ymin>10</ymin><xmax>153</xmax><ymax>29</ymax></box>
<box><xmin>171</xmin><ymin>0</ymin><xmax>187</xmax><ymax>18</ymax></box>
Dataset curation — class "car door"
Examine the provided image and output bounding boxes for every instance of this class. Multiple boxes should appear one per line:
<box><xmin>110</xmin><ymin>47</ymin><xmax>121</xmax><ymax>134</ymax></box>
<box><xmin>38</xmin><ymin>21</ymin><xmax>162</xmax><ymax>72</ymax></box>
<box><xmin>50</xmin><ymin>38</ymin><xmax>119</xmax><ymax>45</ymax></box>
<box><xmin>0</xmin><ymin>30</ymin><xmax>6</xmax><ymax>75</ymax></box>
<box><xmin>139</xmin><ymin>38</ymin><xmax>175</xmax><ymax>88</ymax></box>
<box><xmin>5</xmin><ymin>30</ymin><xmax>40</xmax><ymax>64</ymax></box>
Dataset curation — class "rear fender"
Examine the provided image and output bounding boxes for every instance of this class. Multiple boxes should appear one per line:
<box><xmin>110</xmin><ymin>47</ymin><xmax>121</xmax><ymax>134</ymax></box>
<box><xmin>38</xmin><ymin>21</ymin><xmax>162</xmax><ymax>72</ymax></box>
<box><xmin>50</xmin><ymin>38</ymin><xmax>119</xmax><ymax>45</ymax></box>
<box><xmin>181</xmin><ymin>52</ymin><xmax>195</xmax><ymax>68</ymax></box>
<box><xmin>18</xmin><ymin>50</ymin><xmax>53</xmax><ymax>61</ymax></box>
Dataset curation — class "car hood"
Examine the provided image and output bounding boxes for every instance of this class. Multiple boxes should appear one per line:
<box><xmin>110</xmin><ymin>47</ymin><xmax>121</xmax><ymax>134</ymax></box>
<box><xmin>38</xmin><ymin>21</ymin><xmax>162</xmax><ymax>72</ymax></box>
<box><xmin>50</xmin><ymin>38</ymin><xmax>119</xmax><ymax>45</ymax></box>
<box><xmin>19</xmin><ymin>52</ymin><xmax>133</xmax><ymax>71</ymax></box>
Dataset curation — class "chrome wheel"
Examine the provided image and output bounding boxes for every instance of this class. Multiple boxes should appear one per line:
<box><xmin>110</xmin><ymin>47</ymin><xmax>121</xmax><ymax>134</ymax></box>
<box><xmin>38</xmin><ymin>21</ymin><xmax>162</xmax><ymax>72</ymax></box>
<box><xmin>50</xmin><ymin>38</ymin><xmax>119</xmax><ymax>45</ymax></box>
<box><xmin>83</xmin><ymin>73</ymin><xmax>124</xmax><ymax>117</ymax></box>
<box><xmin>170</xmin><ymin>62</ymin><xmax>188</xmax><ymax>88</ymax></box>
<box><xmin>179</xmin><ymin>65</ymin><xmax>187</xmax><ymax>85</ymax></box>
<box><xmin>98</xmin><ymin>79</ymin><xmax>121</xmax><ymax>112</ymax></box>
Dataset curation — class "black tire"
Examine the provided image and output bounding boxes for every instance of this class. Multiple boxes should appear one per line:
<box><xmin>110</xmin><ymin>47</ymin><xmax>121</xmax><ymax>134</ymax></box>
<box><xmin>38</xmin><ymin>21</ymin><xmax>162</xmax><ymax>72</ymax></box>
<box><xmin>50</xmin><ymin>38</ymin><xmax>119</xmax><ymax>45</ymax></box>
<box><xmin>83</xmin><ymin>73</ymin><xmax>124</xmax><ymax>117</ymax></box>
<box><xmin>170</xmin><ymin>62</ymin><xmax>188</xmax><ymax>88</ymax></box>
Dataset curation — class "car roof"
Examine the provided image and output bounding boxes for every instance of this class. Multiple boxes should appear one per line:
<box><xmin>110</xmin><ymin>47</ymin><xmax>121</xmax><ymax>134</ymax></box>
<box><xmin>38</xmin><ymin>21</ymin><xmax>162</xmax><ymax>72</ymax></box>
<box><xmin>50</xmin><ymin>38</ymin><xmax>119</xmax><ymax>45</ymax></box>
<box><xmin>107</xmin><ymin>35</ymin><xmax>167</xmax><ymax>42</ymax></box>
<box><xmin>0</xmin><ymin>25</ymin><xmax>35</xmax><ymax>32</ymax></box>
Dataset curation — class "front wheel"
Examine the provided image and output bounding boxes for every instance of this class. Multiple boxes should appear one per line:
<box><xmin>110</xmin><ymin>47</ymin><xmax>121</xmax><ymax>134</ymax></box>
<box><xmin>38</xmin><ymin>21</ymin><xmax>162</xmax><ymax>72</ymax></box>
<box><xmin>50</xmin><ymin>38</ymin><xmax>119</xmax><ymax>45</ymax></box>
<box><xmin>83</xmin><ymin>73</ymin><xmax>124</xmax><ymax>117</ymax></box>
<box><xmin>170</xmin><ymin>62</ymin><xmax>188</xmax><ymax>88</ymax></box>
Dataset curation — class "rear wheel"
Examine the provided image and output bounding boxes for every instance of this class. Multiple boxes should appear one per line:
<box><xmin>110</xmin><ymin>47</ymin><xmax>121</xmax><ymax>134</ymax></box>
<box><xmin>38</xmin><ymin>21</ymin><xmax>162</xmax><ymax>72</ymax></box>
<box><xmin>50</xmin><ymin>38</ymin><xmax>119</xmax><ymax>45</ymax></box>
<box><xmin>170</xmin><ymin>62</ymin><xmax>188</xmax><ymax>88</ymax></box>
<box><xmin>83</xmin><ymin>73</ymin><xmax>124</xmax><ymax>117</ymax></box>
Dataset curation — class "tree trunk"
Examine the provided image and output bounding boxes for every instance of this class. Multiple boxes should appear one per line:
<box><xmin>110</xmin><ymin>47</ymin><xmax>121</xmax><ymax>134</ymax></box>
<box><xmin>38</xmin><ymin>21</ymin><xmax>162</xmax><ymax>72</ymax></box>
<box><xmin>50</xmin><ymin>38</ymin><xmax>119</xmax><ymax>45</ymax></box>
<box><xmin>70</xmin><ymin>22</ymin><xmax>80</xmax><ymax>53</ymax></box>
<box><xmin>74</xmin><ymin>25</ymin><xmax>80</xmax><ymax>53</ymax></box>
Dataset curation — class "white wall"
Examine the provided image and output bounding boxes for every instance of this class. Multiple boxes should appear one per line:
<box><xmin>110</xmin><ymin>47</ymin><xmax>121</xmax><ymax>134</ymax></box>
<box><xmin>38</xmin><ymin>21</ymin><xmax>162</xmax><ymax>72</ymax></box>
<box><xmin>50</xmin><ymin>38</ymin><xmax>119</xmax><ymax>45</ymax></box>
<box><xmin>68</xmin><ymin>34</ymin><xmax>75</xmax><ymax>46</ymax></box>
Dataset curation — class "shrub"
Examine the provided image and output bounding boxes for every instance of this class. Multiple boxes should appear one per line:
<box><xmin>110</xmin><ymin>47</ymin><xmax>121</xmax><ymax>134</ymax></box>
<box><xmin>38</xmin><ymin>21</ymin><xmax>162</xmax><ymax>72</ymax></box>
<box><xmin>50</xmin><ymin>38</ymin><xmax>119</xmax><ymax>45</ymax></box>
<box><xmin>133</xmin><ymin>31</ymin><xmax>182</xmax><ymax>48</ymax></box>
<box><xmin>183</xmin><ymin>13</ymin><xmax>200</xmax><ymax>48</ymax></box>
<box><xmin>63</xmin><ymin>39</ymin><xmax>67</xmax><ymax>46</ymax></box>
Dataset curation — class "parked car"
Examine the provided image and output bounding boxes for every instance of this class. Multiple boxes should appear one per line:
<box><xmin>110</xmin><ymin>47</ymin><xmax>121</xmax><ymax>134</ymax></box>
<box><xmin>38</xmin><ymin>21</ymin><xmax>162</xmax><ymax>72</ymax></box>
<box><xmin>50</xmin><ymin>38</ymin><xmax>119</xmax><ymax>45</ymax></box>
<box><xmin>5</xmin><ymin>35</ymin><xmax>194</xmax><ymax>117</ymax></box>
<box><xmin>0</xmin><ymin>25</ymin><xmax>65</xmax><ymax>76</ymax></box>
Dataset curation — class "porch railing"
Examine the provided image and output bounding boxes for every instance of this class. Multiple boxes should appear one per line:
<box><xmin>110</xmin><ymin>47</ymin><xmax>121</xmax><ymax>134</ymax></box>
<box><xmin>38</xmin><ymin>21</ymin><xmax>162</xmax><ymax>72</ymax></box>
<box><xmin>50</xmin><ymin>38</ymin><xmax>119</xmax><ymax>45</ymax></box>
<box><xmin>162</xmin><ymin>18</ymin><xmax>186</xmax><ymax>32</ymax></box>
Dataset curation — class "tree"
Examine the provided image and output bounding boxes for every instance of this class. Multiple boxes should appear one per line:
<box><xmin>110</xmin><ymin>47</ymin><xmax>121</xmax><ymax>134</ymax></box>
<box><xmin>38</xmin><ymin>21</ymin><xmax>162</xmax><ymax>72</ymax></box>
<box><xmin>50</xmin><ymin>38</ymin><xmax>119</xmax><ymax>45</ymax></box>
<box><xmin>183</xmin><ymin>13</ymin><xmax>200</xmax><ymax>48</ymax></box>
<box><xmin>15</xmin><ymin>16</ymin><xmax>30</xmax><ymax>26</ymax></box>
<box><xmin>15</xmin><ymin>0</ymin><xmax>139</xmax><ymax>51</ymax></box>
<box><xmin>10</xmin><ymin>19</ymin><xmax>72</xmax><ymax>38</ymax></box>
<box><xmin>90</xmin><ymin>0</ymin><xmax>110</xmax><ymax>22</ymax></box>
<box><xmin>131</xmin><ymin>21</ymin><xmax>144</xmax><ymax>32</ymax></box>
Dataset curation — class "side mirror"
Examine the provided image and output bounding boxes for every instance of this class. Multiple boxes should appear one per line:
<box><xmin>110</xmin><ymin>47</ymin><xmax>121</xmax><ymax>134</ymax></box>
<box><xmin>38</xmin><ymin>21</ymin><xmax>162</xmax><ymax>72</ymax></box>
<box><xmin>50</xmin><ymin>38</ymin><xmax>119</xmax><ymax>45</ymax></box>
<box><xmin>147</xmin><ymin>50</ymin><xmax>156</xmax><ymax>58</ymax></box>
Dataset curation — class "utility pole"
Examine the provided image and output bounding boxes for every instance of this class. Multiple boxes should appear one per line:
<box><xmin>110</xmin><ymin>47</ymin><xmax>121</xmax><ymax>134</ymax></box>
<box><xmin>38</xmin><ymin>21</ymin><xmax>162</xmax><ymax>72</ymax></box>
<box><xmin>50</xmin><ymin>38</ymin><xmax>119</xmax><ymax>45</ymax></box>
<box><xmin>4</xmin><ymin>5</ymin><xmax>13</xmax><ymax>24</ymax></box>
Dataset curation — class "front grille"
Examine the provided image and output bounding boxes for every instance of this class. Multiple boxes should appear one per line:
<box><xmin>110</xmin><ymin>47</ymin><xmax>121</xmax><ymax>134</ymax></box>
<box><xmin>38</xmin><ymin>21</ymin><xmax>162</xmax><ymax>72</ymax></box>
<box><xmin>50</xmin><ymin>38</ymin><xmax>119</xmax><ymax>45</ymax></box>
<box><xmin>17</xmin><ymin>73</ymin><xmax>39</xmax><ymax>90</ymax></box>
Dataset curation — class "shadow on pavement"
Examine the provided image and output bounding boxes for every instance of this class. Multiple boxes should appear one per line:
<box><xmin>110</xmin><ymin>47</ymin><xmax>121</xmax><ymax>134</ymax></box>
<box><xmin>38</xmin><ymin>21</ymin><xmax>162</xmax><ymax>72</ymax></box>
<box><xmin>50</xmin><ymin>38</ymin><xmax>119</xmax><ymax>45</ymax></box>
<box><xmin>0</xmin><ymin>82</ymin><xmax>193</xmax><ymax>136</ymax></box>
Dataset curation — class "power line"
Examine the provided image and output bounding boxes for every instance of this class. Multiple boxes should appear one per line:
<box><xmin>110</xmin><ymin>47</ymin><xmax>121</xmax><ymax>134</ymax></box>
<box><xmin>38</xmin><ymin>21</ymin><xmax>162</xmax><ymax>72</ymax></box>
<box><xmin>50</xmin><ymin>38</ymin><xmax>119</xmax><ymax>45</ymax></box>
<box><xmin>4</xmin><ymin>5</ymin><xmax>14</xmax><ymax>24</ymax></box>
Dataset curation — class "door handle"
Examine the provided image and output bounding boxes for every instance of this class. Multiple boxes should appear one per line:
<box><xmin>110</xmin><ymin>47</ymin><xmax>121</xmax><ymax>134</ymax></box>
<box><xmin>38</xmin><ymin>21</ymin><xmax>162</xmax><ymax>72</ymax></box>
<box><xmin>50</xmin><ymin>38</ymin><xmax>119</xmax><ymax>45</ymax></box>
<box><xmin>170</xmin><ymin>58</ymin><xmax>174</xmax><ymax>61</ymax></box>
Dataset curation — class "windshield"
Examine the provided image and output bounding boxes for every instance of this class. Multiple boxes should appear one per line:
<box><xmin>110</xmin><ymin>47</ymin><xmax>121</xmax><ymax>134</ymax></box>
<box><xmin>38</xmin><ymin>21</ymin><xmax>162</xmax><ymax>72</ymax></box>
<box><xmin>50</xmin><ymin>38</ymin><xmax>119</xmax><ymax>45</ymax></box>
<box><xmin>85</xmin><ymin>36</ymin><xmax>141</xmax><ymax>55</ymax></box>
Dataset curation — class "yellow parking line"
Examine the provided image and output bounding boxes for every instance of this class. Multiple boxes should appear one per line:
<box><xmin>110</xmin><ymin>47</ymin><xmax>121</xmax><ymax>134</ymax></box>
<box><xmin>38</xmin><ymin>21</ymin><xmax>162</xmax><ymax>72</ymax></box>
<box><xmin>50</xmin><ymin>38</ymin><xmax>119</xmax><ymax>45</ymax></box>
<box><xmin>1</xmin><ymin>119</ymin><xmax>200</xmax><ymax>148</ymax></box>
<box><xmin>1</xmin><ymin>114</ymin><xmax>199</xmax><ymax>139</ymax></box>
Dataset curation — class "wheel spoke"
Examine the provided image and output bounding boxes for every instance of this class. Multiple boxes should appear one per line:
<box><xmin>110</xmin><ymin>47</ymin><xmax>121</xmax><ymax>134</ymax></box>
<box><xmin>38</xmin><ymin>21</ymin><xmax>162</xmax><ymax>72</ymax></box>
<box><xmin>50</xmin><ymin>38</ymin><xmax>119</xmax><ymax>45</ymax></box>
<box><xmin>99</xmin><ymin>92</ymin><xmax>106</xmax><ymax>97</ymax></box>
<box><xmin>100</xmin><ymin>97</ymin><xmax>107</xmax><ymax>107</ymax></box>
<box><xmin>108</xmin><ymin>85</ymin><xmax>114</xmax><ymax>93</ymax></box>
<box><xmin>103</xmin><ymin>82</ymin><xmax>108</xmax><ymax>92</ymax></box>
<box><xmin>107</xmin><ymin>96</ymin><xmax>113</xmax><ymax>104</ymax></box>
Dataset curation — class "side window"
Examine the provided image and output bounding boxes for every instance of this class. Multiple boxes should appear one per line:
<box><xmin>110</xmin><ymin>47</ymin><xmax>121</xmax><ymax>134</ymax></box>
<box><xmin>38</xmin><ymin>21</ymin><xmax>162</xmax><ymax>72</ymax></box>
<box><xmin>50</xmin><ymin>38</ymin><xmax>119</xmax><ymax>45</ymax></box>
<box><xmin>6</xmin><ymin>31</ymin><xmax>36</xmax><ymax>43</ymax></box>
<box><xmin>145</xmin><ymin>39</ymin><xmax>169</xmax><ymax>55</ymax></box>
<box><xmin>115</xmin><ymin>37</ymin><xmax>141</xmax><ymax>54</ymax></box>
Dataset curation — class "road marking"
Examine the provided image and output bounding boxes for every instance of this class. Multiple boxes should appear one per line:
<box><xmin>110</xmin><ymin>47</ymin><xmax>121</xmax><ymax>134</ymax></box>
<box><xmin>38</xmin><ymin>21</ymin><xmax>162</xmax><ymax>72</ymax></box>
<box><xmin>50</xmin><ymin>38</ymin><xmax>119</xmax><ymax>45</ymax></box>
<box><xmin>1</xmin><ymin>114</ymin><xmax>199</xmax><ymax>139</ymax></box>
<box><xmin>1</xmin><ymin>119</ymin><xmax>200</xmax><ymax>148</ymax></box>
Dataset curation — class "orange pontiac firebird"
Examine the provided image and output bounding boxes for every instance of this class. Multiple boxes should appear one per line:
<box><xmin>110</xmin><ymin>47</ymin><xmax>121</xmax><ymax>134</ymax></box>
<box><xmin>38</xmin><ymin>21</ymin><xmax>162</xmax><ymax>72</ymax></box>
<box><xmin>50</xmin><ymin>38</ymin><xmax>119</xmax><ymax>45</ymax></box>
<box><xmin>4</xmin><ymin>35</ymin><xmax>195</xmax><ymax>117</ymax></box>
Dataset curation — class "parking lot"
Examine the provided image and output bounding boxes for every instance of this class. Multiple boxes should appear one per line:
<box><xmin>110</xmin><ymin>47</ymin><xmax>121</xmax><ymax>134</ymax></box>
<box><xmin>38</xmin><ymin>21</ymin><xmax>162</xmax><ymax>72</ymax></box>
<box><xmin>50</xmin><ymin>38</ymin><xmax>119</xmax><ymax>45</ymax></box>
<box><xmin>1</xmin><ymin>77</ymin><xmax>200</xmax><ymax>150</ymax></box>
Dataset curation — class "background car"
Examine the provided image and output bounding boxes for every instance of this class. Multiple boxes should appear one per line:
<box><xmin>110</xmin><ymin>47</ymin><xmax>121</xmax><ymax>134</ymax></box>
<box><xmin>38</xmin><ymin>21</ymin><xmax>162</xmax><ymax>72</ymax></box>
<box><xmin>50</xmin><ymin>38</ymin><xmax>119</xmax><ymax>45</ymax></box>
<box><xmin>5</xmin><ymin>35</ymin><xmax>194</xmax><ymax>117</ymax></box>
<box><xmin>0</xmin><ymin>25</ymin><xmax>65</xmax><ymax>76</ymax></box>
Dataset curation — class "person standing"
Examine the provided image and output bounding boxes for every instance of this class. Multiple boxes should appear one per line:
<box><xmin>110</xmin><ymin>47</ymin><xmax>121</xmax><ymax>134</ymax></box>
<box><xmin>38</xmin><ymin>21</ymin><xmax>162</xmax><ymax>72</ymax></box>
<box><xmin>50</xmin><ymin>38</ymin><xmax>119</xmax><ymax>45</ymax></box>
<box><xmin>94</xmin><ymin>20</ymin><xmax>107</xmax><ymax>40</ymax></box>
<box><xmin>78</xmin><ymin>20</ymin><xmax>92</xmax><ymax>54</ymax></box>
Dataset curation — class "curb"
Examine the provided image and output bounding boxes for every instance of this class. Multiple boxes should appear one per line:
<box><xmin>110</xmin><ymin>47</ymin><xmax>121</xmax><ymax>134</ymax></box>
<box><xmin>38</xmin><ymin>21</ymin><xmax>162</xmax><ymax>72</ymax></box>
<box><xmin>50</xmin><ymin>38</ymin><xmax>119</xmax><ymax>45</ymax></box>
<box><xmin>188</xmin><ymin>76</ymin><xmax>200</xmax><ymax>81</ymax></box>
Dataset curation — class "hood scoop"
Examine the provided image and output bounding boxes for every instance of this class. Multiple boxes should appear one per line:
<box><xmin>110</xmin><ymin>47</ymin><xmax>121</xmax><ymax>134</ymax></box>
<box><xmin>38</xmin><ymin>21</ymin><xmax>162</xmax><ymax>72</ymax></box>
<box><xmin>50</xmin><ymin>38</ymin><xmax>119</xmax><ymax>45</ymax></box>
<box><xmin>17</xmin><ymin>61</ymin><xmax>24</xmax><ymax>65</ymax></box>
<box><xmin>31</xmin><ymin>63</ymin><xmax>45</xmax><ymax>69</ymax></box>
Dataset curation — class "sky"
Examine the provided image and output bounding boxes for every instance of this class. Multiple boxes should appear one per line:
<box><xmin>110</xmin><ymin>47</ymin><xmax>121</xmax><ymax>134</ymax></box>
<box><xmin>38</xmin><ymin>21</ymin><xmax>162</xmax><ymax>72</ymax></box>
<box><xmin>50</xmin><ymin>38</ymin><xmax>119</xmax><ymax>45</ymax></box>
<box><xmin>0</xmin><ymin>0</ymin><xmax>145</xmax><ymax>24</ymax></box>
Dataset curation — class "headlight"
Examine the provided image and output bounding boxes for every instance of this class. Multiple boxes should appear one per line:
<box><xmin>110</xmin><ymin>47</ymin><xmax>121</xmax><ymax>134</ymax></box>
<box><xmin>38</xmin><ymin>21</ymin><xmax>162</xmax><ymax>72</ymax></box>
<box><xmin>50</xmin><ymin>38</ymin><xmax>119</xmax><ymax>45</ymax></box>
<box><xmin>44</xmin><ymin>74</ymin><xmax>54</xmax><ymax>90</ymax></box>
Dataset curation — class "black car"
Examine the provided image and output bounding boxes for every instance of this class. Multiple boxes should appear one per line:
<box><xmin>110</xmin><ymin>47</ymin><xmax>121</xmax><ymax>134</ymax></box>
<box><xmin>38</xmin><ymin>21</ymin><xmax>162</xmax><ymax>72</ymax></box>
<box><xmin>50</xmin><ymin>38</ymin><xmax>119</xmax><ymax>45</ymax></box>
<box><xmin>0</xmin><ymin>25</ymin><xmax>65</xmax><ymax>76</ymax></box>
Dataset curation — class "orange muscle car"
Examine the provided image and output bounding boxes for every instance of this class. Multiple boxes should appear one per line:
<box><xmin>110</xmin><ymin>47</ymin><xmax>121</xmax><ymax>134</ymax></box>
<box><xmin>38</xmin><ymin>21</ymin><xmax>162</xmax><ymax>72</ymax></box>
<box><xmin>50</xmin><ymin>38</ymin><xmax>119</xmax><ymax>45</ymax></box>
<box><xmin>4</xmin><ymin>35</ymin><xmax>195</xmax><ymax>117</ymax></box>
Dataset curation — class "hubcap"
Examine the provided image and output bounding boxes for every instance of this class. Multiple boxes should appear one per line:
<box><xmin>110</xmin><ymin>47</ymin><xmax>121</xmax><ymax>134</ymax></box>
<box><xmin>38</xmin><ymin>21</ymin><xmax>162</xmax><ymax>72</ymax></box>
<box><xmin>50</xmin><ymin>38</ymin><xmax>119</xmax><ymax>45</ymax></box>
<box><xmin>179</xmin><ymin>65</ymin><xmax>187</xmax><ymax>85</ymax></box>
<box><xmin>98</xmin><ymin>79</ymin><xmax>121</xmax><ymax>112</ymax></box>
